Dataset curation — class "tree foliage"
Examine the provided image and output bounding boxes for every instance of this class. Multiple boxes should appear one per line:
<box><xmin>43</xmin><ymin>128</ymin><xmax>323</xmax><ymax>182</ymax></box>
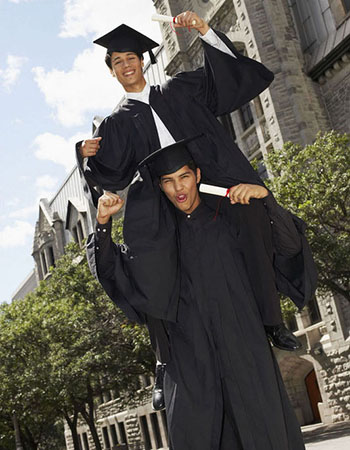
<box><xmin>0</xmin><ymin>217</ymin><xmax>154</xmax><ymax>449</ymax></box>
<box><xmin>264</xmin><ymin>131</ymin><xmax>350</xmax><ymax>303</ymax></box>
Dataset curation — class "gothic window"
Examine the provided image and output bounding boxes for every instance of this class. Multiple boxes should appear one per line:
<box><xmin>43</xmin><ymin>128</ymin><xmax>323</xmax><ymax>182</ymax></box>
<box><xmin>47</xmin><ymin>246</ymin><xmax>55</xmax><ymax>268</ymax></box>
<box><xmin>288</xmin><ymin>0</ymin><xmax>336</xmax><ymax>54</ymax></box>
<box><xmin>240</xmin><ymin>102</ymin><xmax>254</xmax><ymax>130</ymax></box>
<box><xmin>342</xmin><ymin>0</ymin><xmax>350</xmax><ymax>12</ymax></box>
<box><xmin>71</xmin><ymin>220</ymin><xmax>85</xmax><ymax>247</ymax></box>
<box><xmin>78</xmin><ymin>434</ymin><xmax>83</xmax><ymax>450</ymax></box>
<box><xmin>150</xmin><ymin>412</ymin><xmax>163</xmax><ymax>448</ymax></box>
<box><xmin>82</xmin><ymin>432</ymin><xmax>89</xmax><ymax>450</ymax></box>
<box><xmin>308</xmin><ymin>297</ymin><xmax>322</xmax><ymax>325</ymax></box>
<box><xmin>161</xmin><ymin>409</ymin><xmax>168</xmax><ymax>441</ymax></box>
<box><xmin>72</xmin><ymin>226</ymin><xmax>79</xmax><ymax>244</ymax></box>
<box><xmin>102</xmin><ymin>426</ymin><xmax>111</xmax><ymax>449</ymax></box>
<box><xmin>110</xmin><ymin>424</ymin><xmax>119</xmax><ymax>446</ymax></box>
<box><xmin>40</xmin><ymin>251</ymin><xmax>48</xmax><ymax>276</ymax></box>
<box><xmin>254</xmin><ymin>96</ymin><xmax>264</xmax><ymax>118</ymax></box>
<box><xmin>140</xmin><ymin>416</ymin><xmax>152</xmax><ymax>450</ymax></box>
<box><xmin>118</xmin><ymin>422</ymin><xmax>127</xmax><ymax>444</ymax></box>
<box><xmin>103</xmin><ymin>389</ymin><xmax>112</xmax><ymax>403</ymax></box>
<box><xmin>66</xmin><ymin>199</ymin><xmax>87</xmax><ymax>247</ymax></box>
<box><xmin>77</xmin><ymin>220</ymin><xmax>85</xmax><ymax>241</ymax></box>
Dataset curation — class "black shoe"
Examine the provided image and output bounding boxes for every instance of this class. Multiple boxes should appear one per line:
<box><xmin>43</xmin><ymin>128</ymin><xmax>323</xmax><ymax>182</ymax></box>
<box><xmin>152</xmin><ymin>363</ymin><xmax>166</xmax><ymax>411</ymax></box>
<box><xmin>265</xmin><ymin>323</ymin><xmax>302</xmax><ymax>351</ymax></box>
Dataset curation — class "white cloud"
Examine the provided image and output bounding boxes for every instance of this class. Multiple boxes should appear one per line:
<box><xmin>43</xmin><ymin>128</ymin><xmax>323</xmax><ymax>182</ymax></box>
<box><xmin>6</xmin><ymin>198</ymin><xmax>20</xmax><ymax>207</ymax></box>
<box><xmin>35</xmin><ymin>175</ymin><xmax>58</xmax><ymax>202</ymax></box>
<box><xmin>35</xmin><ymin>174</ymin><xmax>58</xmax><ymax>190</ymax></box>
<box><xmin>19</xmin><ymin>175</ymin><xmax>30</xmax><ymax>182</ymax></box>
<box><xmin>9</xmin><ymin>205</ymin><xmax>38</xmax><ymax>219</ymax></box>
<box><xmin>32</xmin><ymin>131</ymin><xmax>88</xmax><ymax>172</ymax></box>
<box><xmin>59</xmin><ymin>0</ymin><xmax>160</xmax><ymax>41</ymax></box>
<box><xmin>36</xmin><ymin>190</ymin><xmax>55</xmax><ymax>202</ymax></box>
<box><xmin>0</xmin><ymin>220</ymin><xmax>34</xmax><ymax>248</ymax></box>
<box><xmin>12</xmin><ymin>118</ymin><xmax>23</xmax><ymax>125</ymax></box>
<box><xmin>7</xmin><ymin>177</ymin><xmax>58</xmax><ymax>220</ymax></box>
<box><xmin>32</xmin><ymin>46</ymin><xmax>121</xmax><ymax>127</ymax></box>
<box><xmin>0</xmin><ymin>54</ymin><xmax>27</xmax><ymax>91</ymax></box>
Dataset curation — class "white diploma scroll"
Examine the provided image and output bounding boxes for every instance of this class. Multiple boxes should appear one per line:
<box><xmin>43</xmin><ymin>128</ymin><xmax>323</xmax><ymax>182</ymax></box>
<box><xmin>151</xmin><ymin>13</ymin><xmax>197</xmax><ymax>26</ymax></box>
<box><xmin>199</xmin><ymin>183</ymin><xmax>228</xmax><ymax>197</ymax></box>
<box><xmin>151</xmin><ymin>14</ymin><xmax>178</xmax><ymax>24</ymax></box>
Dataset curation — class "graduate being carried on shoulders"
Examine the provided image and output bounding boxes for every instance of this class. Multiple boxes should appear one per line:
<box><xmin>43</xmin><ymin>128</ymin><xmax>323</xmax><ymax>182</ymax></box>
<box><xmin>77</xmin><ymin>11</ymin><xmax>317</xmax><ymax>412</ymax></box>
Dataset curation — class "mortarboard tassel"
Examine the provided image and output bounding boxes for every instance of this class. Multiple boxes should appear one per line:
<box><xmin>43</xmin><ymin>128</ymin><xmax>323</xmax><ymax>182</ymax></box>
<box><xmin>149</xmin><ymin>49</ymin><xmax>157</xmax><ymax>65</ymax></box>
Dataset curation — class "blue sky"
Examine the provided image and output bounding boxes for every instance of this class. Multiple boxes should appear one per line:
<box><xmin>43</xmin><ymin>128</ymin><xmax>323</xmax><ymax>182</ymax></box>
<box><xmin>0</xmin><ymin>0</ymin><xmax>162</xmax><ymax>302</ymax></box>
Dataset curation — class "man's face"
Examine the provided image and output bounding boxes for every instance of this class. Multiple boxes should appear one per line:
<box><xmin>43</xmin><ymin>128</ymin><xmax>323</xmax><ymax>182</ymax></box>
<box><xmin>160</xmin><ymin>165</ymin><xmax>201</xmax><ymax>214</ymax></box>
<box><xmin>110</xmin><ymin>51</ymin><xmax>144</xmax><ymax>91</ymax></box>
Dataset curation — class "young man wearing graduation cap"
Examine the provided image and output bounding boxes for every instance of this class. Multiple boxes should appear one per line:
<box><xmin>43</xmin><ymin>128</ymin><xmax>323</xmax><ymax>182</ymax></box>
<box><xmin>87</xmin><ymin>136</ymin><xmax>308</xmax><ymax>449</ymax></box>
<box><xmin>77</xmin><ymin>11</ymin><xmax>316</xmax><ymax>410</ymax></box>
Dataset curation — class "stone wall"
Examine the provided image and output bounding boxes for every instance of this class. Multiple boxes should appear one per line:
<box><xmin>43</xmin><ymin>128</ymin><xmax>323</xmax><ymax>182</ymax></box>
<box><xmin>319</xmin><ymin>345</ymin><xmax>350</xmax><ymax>423</ymax></box>
<box><xmin>239</xmin><ymin>0</ymin><xmax>331</xmax><ymax>145</ymax></box>
<box><xmin>319</xmin><ymin>58</ymin><xmax>350</xmax><ymax>133</ymax></box>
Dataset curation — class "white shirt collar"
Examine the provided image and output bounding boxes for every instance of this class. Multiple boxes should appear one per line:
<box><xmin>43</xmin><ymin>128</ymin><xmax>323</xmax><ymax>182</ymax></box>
<box><xmin>125</xmin><ymin>83</ymin><xmax>151</xmax><ymax>104</ymax></box>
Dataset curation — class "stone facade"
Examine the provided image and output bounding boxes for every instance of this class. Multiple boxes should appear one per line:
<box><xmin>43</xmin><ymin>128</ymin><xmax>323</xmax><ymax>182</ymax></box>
<box><xmin>319</xmin><ymin>64</ymin><xmax>350</xmax><ymax>133</ymax></box>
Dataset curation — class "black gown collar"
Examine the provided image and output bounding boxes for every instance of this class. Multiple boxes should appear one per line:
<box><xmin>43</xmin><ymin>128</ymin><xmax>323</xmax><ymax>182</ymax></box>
<box><xmin>175</xmin><ymin>200</ymin><xmax>215</xmax><ymax>223</ymax></box>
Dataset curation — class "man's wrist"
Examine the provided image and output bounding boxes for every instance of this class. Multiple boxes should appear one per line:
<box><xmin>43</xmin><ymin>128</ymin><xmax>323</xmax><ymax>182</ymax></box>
<box><xmin>198</xmin><ymin>23</ymin><xmax>210</xmax><ymax>36</ymax></box>
<box><xmin>96</xmin><ymin>215</ymin><xmax>111</xmax><ymax>225</ymax></box>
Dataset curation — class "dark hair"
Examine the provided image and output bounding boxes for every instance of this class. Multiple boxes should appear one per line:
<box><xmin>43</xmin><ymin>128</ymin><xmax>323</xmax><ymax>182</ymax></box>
<box><xmin>105</xmin><ymin>51</ymin><xmax>143</xmax><ymax>69</ymax></box>
<box><xmin>187</xmin><ymin>160</ymin><xmax>198</xmax><ymax>173</ymax></box>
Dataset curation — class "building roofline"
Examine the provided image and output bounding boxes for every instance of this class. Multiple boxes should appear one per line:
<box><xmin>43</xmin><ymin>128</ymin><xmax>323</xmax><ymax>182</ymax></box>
<box><xmin>49</xmin><ymin>164</ymin><xmax>78</xmax><ymax>206</ymax></box>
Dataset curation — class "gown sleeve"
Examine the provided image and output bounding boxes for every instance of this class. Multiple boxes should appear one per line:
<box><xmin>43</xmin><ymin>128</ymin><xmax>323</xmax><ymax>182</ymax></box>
<box><xmin>262</xmin><ymin>195</ymin><xmax>318</xmax><ymax>309</ymax></box>
<box><xmin>263</xmin><ymin>194</ymin><xmax>302</xmax><ymax>257</ymax></box>
<box><xmin>87</xmin><ymin>217</ymin><xmax>172</xmax><ymax>363</ymax></box>
<box><xmin>165</xmin><ymin>28</ymin><xmax>274</xmax><ymax>116</ymax></box>
<box><xmin>76</xmin><ymin>113</ymin><xmax>138</xmax><ymax>206</ymax></box>
<box><xmin>86</xmin><ymin>166</ymin><xmax>182</xmax><ymax>323</ymax></box>
<box><xmin>86</xmin><ymin>219</ymin><xmax>146</xmax><ymax>324</ymax></box>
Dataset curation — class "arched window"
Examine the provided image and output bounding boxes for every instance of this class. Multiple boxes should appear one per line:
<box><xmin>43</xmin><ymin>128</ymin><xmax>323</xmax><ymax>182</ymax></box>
<box><xmin>40</xmin><ymin>251</ymin><xmax>48</xmax><ymax>276</ymax></box>
<box><xmin>342</xmin><ymin>0</ymin><xmax>350</xmax><ymax>13</ymax></box>
<box><xmin>288</xmin><ymin>0</ymin><xmax>336</xmax><ymax>55</ymax></box>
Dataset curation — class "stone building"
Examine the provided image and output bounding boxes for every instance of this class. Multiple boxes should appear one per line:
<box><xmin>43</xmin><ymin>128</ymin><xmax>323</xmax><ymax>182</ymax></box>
<box><xmin>12</xmin><ymin>1</ymin><xmax>350</xmax><ymax>449</ymax></box>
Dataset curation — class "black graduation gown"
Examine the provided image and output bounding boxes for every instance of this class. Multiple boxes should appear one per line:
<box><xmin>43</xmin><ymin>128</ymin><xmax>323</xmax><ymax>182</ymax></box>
<box><xmin>78</xmin><ymin>30</ymin><xmax>316</xmax><ymax>317</ymax></box>
<box><xmin>164</xmin><ymin>202</ymin><xmax>305</xmax><ymax>450</ymax></box>
<box><xmin>87</xmin><ymin>201</ymin><xmax>305</xmax><ymax>449</ymax></box>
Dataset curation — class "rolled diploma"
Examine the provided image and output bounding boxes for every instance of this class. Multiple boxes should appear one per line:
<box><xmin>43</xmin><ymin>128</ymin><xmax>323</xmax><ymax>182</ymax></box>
<box><xmin>152</xmin><ymin>14</ymin><xmax>178</xmax><ymax>24</ymax></box>
<box><xmin>199</xmin><ymin>183</ymin><xmax>228</xmax><ymax>197</ymax></box>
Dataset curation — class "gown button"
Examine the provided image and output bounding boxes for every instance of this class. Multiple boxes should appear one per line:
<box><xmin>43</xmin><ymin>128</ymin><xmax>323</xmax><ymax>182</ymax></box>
<box><xmin>187</xmin><ymin>214</ymin><xmax>191</xmax><ymax>219</ymax></box>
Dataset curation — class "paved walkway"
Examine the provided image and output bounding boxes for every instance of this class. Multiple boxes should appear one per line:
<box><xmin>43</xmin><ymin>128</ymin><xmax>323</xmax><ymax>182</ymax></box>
<box><xmin>302</xmin><ymin>422</ymin><xmax>350</xmax><ymax>450</ymax></box>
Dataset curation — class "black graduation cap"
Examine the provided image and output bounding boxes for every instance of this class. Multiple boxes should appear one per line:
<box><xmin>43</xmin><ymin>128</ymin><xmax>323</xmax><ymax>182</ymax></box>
<box><xmin>138</xmin><ymin>135</ymin><xmax>202</xmax><ymax>177</ymax></box>
<box><xmin>93</xmin><ymin>24</ymin><xmax>159</xmax><ymax>64</ymax></box>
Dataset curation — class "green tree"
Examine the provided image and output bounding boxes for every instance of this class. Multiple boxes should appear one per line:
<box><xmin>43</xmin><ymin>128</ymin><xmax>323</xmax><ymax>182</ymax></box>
<box><xmin>264</xmin><ymin>131</ymin><xmax>350</xmax><ymax>303</ymax></box>
<box><xmin>0</xmin><ymin>298</ymin><xmax>65</xmax><ymax>450</ymax></box>
<box><xmin>0</xmin><ymin>217</ymin><xmax>154</xmax><ymax>449</ymax></box>
<box><xmin>41</xmin><ymin>240</ymin><xmax>153</xmax><ymax>449</ymax></box>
